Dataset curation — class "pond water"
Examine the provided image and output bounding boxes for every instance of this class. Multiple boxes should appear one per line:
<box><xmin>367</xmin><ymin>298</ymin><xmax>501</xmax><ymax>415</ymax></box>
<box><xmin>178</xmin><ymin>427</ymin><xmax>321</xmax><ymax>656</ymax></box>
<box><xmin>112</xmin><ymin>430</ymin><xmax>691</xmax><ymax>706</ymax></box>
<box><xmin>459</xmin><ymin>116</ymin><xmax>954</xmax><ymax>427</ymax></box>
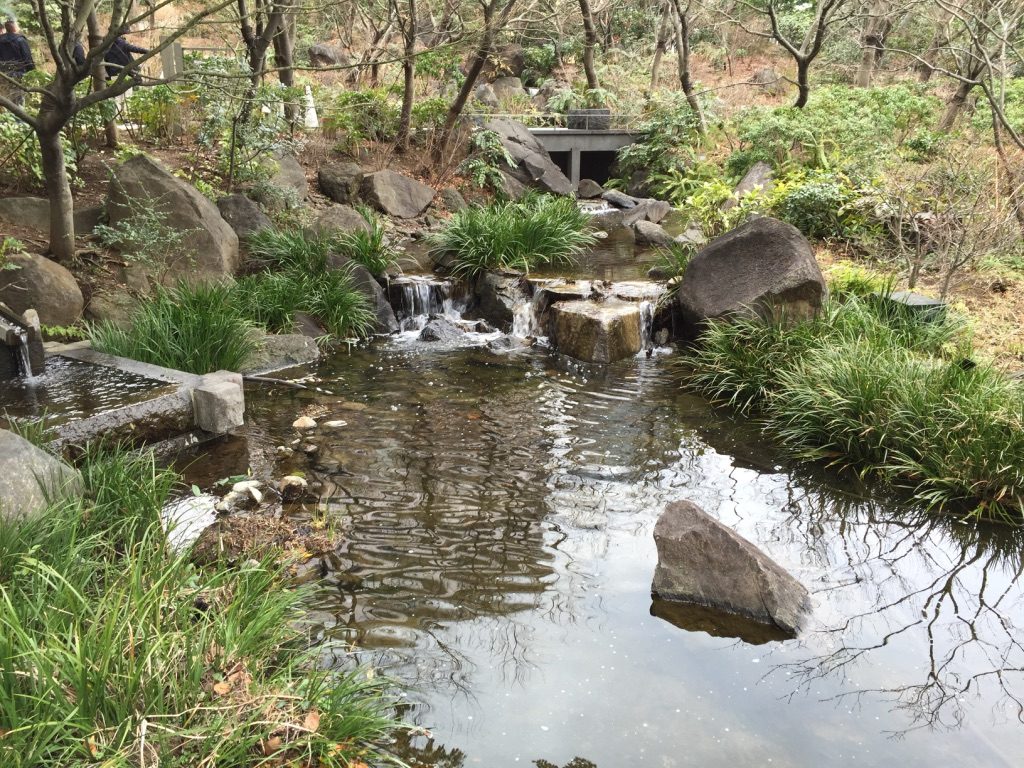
<box><xmin>198</xmin><ymin>334</ymin><xmax>1024</xmax><ymax>767</ymax></box>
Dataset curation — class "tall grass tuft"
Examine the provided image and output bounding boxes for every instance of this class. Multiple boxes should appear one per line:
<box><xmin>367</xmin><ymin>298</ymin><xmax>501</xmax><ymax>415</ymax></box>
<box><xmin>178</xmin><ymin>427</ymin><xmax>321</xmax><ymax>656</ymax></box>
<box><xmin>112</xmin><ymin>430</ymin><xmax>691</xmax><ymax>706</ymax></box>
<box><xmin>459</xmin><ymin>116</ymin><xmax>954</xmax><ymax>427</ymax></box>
<box><xmin>0</xmin><ymin>445</ymin><xmax>400</xmax><ymax>766</ymax></box>
<box><xmin>685</xmin><ymin>295</ymin><xmax>1024</xmax><ymax>520</ymax></box>
<box><xmin>90</xmin><ymin>282</ymin><xmax>261</xmax><ymax>374</ymax></box>
<box><xmin>429</xmin><ymin>193</ymin><xmax>598</xmax><ymax>278</ymax></box>
<box><xmin>247</xmin><ymin>215</ymin><xmax>397</xmax><ymax>278</ymax></box>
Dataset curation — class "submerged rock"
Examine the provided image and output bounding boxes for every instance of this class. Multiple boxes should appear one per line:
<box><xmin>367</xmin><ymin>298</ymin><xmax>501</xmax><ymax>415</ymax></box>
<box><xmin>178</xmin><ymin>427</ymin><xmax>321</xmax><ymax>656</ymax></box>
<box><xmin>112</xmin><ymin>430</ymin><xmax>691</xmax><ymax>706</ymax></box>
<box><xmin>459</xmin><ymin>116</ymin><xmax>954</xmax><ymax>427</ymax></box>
<box><xmin>419</xmin><ymin>315</ymin><xmax>465</xmax><ymax>343</ymax></box>
<box><xmin>676</xmin><ymin>216</ymin><xmax>826</xmax><ymax>335</ymax></box>
<box><xmin>0</xmin><ymin>429</ymin><xmax>83</xmax><ymax>521</ymax></box>
<box><xmin>472</xmin><ymin>271</ymin><xmax>529</xmax><ymax>330</ymax></box>
<box><xmin>548</xmin><ymin>300</ymin><xmax>642</xmax><ymax>364</ymax></box>
<box><xmin>633</xmin><ymin>220</ymin><xmax>675</xmax><ymax>248</ymax></box>
<box><xmin>652</xmin><ymin>500</ymin><xmax>810</xmax><ymax>636</ymax></box>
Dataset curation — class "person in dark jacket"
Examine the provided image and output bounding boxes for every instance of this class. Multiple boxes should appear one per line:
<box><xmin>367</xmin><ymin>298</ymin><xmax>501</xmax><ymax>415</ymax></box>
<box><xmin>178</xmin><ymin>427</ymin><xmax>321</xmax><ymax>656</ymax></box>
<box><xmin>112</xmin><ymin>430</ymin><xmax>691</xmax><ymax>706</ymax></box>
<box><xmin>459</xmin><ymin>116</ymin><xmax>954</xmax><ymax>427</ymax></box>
<box><xmin>0</xmin><ymin>18</ymin><xmax>34</xmax><ymax>105</ymax></box>
<box><xmin>104</xmin><ymin>28</ymin><xmax>147</xmax><ymax>81</ymax></box>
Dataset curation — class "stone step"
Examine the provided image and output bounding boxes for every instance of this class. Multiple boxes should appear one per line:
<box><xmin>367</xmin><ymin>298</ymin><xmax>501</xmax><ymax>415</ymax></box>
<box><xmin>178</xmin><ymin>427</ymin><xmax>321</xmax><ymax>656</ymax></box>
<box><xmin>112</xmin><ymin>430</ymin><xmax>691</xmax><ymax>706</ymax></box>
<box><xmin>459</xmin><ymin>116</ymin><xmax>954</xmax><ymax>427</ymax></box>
<box><xmin>548</xmin><ymin>300</ymin><xmax>642</xmax><ymax>364</ymax></box>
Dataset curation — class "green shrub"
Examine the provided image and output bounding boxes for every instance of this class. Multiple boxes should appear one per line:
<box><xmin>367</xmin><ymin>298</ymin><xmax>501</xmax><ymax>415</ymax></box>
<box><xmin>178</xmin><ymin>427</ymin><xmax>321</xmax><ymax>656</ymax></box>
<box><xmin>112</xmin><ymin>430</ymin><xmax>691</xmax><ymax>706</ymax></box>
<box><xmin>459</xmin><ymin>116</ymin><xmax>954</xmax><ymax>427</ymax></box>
<box><xmin>0</xmin><ymin>445</ymin><xmax>399</xmax><ymax>766</ymax></box>
<box><xmin>429</xmin><ymin>194</ymin><xmax>598</xmax><ymax>278</ymax></box>
<box><xmin>331</xmin><ymin>207</ymin><xmax>397</xmax><ymax>276</ymax></box>
<box><xmin>770</xmin><ymin>170</ymin><xmax>871</xmax><ymax>240</ymax></box>
<box><xmin>322</xmin><ymin>87</ymin><xmax>400</xmax><ymax>152</ymax></box>
<box><xmin>825</xmin><ymin>262</ymin><xmax>893</xmax><ymax>300</ymax></box>
<box><xmin>458</xmin><ymin>128</ymin><xmax>516</xmax><ymax>195</ymax></box>
<box><xmin>616</xmin><ymin>92</ymin><xmax>705</xmax><ymax>183</ymax></box>
<box><xmin>90</xmin><ymin>282</ymin><xmax>260</xmax><ymax>374</ymax></box>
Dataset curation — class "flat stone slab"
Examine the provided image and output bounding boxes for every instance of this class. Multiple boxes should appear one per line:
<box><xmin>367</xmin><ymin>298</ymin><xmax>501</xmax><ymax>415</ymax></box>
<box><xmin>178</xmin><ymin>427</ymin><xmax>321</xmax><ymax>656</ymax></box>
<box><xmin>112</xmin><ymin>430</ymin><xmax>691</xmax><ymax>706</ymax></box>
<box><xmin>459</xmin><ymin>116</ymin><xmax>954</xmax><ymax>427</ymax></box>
<box><xmin>549</xmin><ymin>300</ymin><xmax>642</xmax><ymax>364</ymax></box>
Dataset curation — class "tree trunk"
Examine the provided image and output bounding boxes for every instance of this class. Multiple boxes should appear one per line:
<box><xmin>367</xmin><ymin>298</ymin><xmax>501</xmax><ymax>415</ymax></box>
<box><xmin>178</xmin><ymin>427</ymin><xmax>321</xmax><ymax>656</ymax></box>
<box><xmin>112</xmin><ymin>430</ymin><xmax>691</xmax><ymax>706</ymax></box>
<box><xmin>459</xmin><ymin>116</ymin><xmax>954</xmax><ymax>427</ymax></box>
<box><xmin>670</xmin><ymin>0</ymin><xmax>705</xmax><ymax>133</ymax></box>
<box><xmin>87</xmin><ymin>11</ymin><xmax>118</xmax><ymax>148</ymax></box>
<box><xmin>273</xmin><ymin>16</ymin><xmax>296</xmax><ymax>125</ymax></box>
<box><xmin>396</xmin><ymin>0</ymin><xmax>417</xmax><ymax>150</ymax></box>
<box><xmin>794</xmin><ymin>58</ymin><xmax>810</xmax><ymax>108</ymax></box>
<box><xmin>855</xmin><ymin>2</ymin><xmax>891</xmax><ymax>88</ymax></box>
<box><xmin>937</xmin><ymin>80</ymin><xmax>974</xmax><ymax>132</ymax></box>
<box><xmin>38</xmin><ymin>122</ymin><xmax>75</xmax><ymax>261</ymax></box>
<box><xmin>579</xmin><ymin>0</ymin><xmax>600</xmax><ymax>90</ymax></box>
<box><xmin>650</xmin><ymin>4</ymin><xmax>671</xmax><ymax>91</ymax></box>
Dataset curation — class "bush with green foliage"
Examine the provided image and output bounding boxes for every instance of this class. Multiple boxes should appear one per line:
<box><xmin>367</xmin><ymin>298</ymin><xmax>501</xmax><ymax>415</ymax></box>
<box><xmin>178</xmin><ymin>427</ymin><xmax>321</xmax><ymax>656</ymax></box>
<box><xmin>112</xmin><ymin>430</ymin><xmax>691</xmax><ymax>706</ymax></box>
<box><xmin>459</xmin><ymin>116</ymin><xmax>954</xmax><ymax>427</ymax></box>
<box><xmin>0</xmin><ymin>111</ymin><xmax>76</xmax><ymax>190</ymax></box>
<box><xmin>686</xmin><ymin>295</ymin><xmax>1024</xmax><ymax>520</ymax></box>
<box><xmin>616</xmin><ymin>92</ymin><xmax>705</xmax><ymax>184</ymax></box>
<box><xmin>0</xmin><ymin>444</ymin><xmax>400</xmax><ymax>766</ymax></box>
<box><xmin>322</xmin><ymin>87</ymin><xmax>400</xmax><ymax>153</ymax></box>
<box><xmin>770</xmin><ymin>169</ymin><xmax>874</xmax><ymax>240</ymax></box>
<box><xmin>429</xmin><ymin>194</ymin><xmax>598</xmax><ymax>278</ymax></box>
<box><xmin>458</xmin><ymin>128</ymin><xmax>516</xmax><ymax>194</ymax></box>
<box><xmin>90</xmin><ymin>282</ymin><xmax>261</xmax><ymax>374</ymax></box>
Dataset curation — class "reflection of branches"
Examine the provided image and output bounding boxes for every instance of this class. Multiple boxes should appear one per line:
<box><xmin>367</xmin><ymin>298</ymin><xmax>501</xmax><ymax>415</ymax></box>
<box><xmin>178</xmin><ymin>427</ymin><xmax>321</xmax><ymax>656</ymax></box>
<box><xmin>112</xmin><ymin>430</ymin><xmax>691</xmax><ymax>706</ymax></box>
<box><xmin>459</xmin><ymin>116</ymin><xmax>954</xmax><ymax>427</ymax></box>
<box><xmin>769</xmin><ymin>483</ymin><xmax>1024</xmax><ymax>738</ymax></box>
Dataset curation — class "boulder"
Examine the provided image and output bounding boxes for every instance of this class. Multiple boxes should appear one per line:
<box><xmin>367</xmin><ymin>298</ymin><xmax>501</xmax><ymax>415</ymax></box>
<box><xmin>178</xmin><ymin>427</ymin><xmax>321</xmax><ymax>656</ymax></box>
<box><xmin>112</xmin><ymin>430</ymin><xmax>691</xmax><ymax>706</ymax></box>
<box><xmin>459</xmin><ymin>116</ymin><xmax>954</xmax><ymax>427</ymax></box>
<box><xmin>309</xmin><ymin>205</ymin><xmax>371</xmax><ymax>238</ymax></box>
<box><xmin>0</xmin><ymin>252</ymin><xmax>84</xmax><ymax>326</ymax></box>
<box><xmin>588</xmin><ymin>208</ymin><xmax>625</xmax><ymax>232</ymax></box>
<box><xmin>217</xmin><ymin>194</ymin><xmax>272</xmax><ymax>239</ymax></box>
<box><xmin>326</xmin><ymin>254</ymin><xmax>398</xmax><ymax>334</ymax></box>
<box><xmin>0</xmin><ymin>429</ymin><xmax>82</xmax><ymax>521</ymax></box>
<box><xmin>548</xmin><ymin>300</ymin><xmax>642</xmax><ymax>364</ymax></box>
<box><xmin>751</xmin><ymin>67</ymin><xmax>787</xmax><ymax>96</ymax></box>
<box><xmin>472</xmin><ymin>272</ymin><xmax>529</xmax><ymax>330</ymax></box>
<box><xmin>577</xmin><ymin>179</ymin><xmax>604</xmax><ymax>199</ymax></box>
<box><xmin>482</xmin><ymin>118</ymin><xmax>573</xmax><ymax>197</ymax></box>
<box><xmin>676</xmin><ymin>216</ymin><xmax>826</xmax><ymax>332</ymax></box>
<box><xmin>308</xmin><ymin>43</ymin><xmax>350</xmax><ymax>68</ymax></box>
<box><xmin>722</xmin><ymin>161</ymin><xmax>774</xmax><ymax>211</ymax></box>
<box><xmin>266</xmin><ymin>152</ymin><xmax>308</xmax><ymax>203</ymax></box>
<box><xmin>601</xmin><ymin>189</ymin><xmax>639</xmax><ymax>209</ymax></box>
<box><xmin>474</xmin><ymin>83</ymin><xmax>500</xmax><ymax>109</ymax></box>
<box><xmin>497</xmin><ymin>171</ymin><xmax>529</xmax><ymax>201</ymax></box>
<box><xmin>318</xmin><ymin>162</ymin><xmax>363</xmax><ymax>204</ymax></box>
<box><xmin>419</xmin><ymin>315</ymin><xmax>464</xmax><ymax>342</ymax></box>
<box><xmin>360</xmin><ymin>170</ymin><xmax>435</xmax><ymax>219</ymax></box>
<box><xmin>491</xmin><ymin>76</ymin><xmax>525</xmax><ymax>101</ymax></box>
<box><xmin>192</xmin><ymin>371</ymin><xmax>245</xmax><ymax>434</ymax></box>
<box><xmin>652</xmin><ymin>500</ymin><xmax>810</xmax><ymax>635</ymax></box>
<box><xmin>474</xmin><ymin>43</ymin><xmax>527</xmax><ymax>80</ymax></box>
<box><xmin>242</xmin><ymin>333</ymin><xmax>320</xmax><ymax>374</ymax></box>
<box><xmin>439</xmin><ymin>187</ymin><xmax>467</xmax><ymax>212</ymax></box>
<box><xmin>622</xmin><ymin>199</ymin><xmax>672</xmax><ymax>226</ymax></box>
<box><xmin>107</xmin><ymin>155</ymin><xmax>239</xmax><ymax>282</ymax></box>
<box><xmin>86</xmin><ymin>290</ymin><xmax>137</xmax><ymax>329</ymax></box>
<box><xmin>0</xmin><ymin>197</ymin><xmax>103</xmax><ymax>235</ymax></box>
<box><xmin>633</xmin><ymin>220</ymin><xmax>675</xmax><ymax>248</ymax></box>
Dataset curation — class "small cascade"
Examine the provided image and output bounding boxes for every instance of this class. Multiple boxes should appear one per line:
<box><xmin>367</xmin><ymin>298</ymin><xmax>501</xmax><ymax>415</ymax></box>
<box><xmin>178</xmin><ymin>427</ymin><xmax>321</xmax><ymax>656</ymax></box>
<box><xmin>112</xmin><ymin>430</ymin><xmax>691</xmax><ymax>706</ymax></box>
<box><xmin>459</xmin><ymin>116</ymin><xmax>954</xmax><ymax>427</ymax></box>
<box><xmin>388</xmin><ymin>276</ymin><xmax>466</xmax><ymax>332</ymax></box>
<box><xmin>511</xmin><ymin>291</ymin><xmax>546</xmax><ymax>340</ymax></box>
<box><xmin>0</xmin><ymin>306</ymin><xmax>44</xmax><ymax>379</ymax></box>
<box><xmin>638</xmin><ymin>300</ymin><xmax>656</xmax><ymax>350</ymax></box>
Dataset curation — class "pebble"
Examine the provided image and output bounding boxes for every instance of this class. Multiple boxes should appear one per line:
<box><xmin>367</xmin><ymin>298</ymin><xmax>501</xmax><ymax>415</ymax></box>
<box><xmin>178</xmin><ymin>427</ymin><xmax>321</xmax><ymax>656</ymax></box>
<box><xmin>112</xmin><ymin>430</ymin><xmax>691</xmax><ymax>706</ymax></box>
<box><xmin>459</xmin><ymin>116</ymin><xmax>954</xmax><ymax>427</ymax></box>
<box><xmin>278</xmin><ymin>475</ymin><xmax>308</xmax><ymax>497</ymax></box>
<box><xmin>322</xmin><ymin>420</ymin><xmax>348</xmax><ymax>429</ymax></box>
<box><xmin>292</xmin><ymin>416</ymin><xmax>317</xmax><ymax>430</ymax></box>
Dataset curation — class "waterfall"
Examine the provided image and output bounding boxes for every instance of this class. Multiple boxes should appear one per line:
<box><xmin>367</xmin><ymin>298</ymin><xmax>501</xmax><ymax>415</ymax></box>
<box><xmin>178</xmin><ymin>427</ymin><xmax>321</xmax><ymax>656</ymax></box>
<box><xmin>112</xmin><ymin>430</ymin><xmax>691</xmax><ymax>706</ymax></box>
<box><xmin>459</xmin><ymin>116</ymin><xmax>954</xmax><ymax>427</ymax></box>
<box><xmin>15</xmin><ymin>328</ymin><xmax>33</xmax><ymax>377</ymax></box>
<box><xmin>389</xmin><ymin>276</ymin><xmax>466</xmax><ymax>332</ymax></box>
<box><xmin>511</xmin><ymin>291</ymin><xmax>545</xmax><ymax>339</ymax></box>
<box><xmin>638</xmin><ymin>300</ymin><xmax>656</xmax><ymax>349</ymax></box>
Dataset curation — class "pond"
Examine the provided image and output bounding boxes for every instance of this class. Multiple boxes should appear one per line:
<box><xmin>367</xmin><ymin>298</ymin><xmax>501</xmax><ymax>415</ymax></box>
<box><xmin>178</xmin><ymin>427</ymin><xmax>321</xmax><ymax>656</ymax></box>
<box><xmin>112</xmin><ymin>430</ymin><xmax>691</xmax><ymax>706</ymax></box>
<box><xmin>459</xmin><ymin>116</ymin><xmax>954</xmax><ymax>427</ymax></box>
<box><xmin>190</xmin><ymin>334</ymin><xmax>1024</xmax><ymax>767</ymax></box>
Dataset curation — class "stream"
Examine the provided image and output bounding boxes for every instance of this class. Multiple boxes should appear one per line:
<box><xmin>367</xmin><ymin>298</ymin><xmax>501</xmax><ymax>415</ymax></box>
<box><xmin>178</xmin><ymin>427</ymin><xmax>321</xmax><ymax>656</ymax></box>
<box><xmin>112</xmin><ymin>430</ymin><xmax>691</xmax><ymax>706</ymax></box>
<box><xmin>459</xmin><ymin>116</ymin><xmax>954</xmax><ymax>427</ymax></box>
<box><xmin>188</xmin><ymin>321</ymin><xmax>1024</xmax><ymax>767</ymax></box>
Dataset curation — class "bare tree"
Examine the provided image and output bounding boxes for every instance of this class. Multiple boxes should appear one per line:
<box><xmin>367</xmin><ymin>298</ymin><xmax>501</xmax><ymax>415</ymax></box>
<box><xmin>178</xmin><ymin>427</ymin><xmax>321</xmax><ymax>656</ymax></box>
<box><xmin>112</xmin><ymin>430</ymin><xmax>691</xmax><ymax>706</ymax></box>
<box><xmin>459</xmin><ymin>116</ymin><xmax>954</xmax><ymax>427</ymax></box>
<box><xmin>394</xmin><ymin>0</ymin><xmax>418</xmax><ymax>149</ymax></box>
<box><xmin>0</xmin><ymin>0</ymin><xmax>233</xmax><ymax>261</ymax></box>
<box><xmin>732</xmin><ymin>0</ymin><xmax>855</xmax><ymax>107</ymax></box>
<box><xmin>649</xmin><ymin>1</ymin><xmax>673</xmax><ymax>90</ymax></box>
<box><xmin>578</xmin><ymin>0</ymin><xmax>600</xmax><ymax>89</ymax></box>
<box><xmin>854</xmin><ymin>0</ymin><xmax>894</xmax><ymax>87</ymax></box>
<box><xmin>669</xmin><ymin>0</ymin><xmax>706</xmax><ymax>132</ymax></box>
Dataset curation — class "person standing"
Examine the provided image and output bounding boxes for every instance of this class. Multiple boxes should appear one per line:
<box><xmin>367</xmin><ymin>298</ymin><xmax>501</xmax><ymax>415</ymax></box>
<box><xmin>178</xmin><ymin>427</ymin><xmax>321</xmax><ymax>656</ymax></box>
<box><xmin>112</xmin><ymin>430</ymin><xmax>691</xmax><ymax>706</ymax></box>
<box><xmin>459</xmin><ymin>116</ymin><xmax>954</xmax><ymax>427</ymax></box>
<box><xmin>104</xmin><ymin>27</ymin><xmax>148</xmax><ymax>81</ymax></box>
<box><xmin>0</xmin><ymin>17</ymin><xmax>34</xmax><ymax>105</ymax></box>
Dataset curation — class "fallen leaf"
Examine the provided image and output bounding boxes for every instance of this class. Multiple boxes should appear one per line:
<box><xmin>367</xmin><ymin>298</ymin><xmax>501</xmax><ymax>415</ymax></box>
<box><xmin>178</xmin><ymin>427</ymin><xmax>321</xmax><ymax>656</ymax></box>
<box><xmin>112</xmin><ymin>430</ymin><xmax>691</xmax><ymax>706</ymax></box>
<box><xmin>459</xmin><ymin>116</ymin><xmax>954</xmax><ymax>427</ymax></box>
<box><xmin>212</xmin><ymin>681</ymin><xmax>231</xmax><ymax>696</ymax></box>
<box><xmin>261</xmin><ymin>736</ymin><xmax>283</xmax><ymax>756</ymax></box>
<box><xmin>303</xmin><ymin>710</ymin><xmax>321</xmax><ymax>733</ymax></box>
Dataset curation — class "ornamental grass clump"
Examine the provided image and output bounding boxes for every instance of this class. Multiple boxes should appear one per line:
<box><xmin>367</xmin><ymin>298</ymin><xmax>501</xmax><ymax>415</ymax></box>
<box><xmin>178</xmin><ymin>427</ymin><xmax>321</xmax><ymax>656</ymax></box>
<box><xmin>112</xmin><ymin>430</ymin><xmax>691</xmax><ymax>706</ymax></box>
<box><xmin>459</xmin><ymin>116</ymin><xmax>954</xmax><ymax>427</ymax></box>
<box><xmin>0</xmin><ymin>445</ymin><xmax>400</xmax><ymax>767</ymax></box>
<box><xmin>429</xmin><ymin>193</ymin><xmax>598</xmax><ymax>278</ymax></box>
<box><xmin>90</xmin><ymin>281</ymin><xmax>260</xmax><ymax>375</ymax></box>
<box><xmin>685</xmin><ymin>294</ymin><xmax>1024</xmax><ymax>520</ymax></box>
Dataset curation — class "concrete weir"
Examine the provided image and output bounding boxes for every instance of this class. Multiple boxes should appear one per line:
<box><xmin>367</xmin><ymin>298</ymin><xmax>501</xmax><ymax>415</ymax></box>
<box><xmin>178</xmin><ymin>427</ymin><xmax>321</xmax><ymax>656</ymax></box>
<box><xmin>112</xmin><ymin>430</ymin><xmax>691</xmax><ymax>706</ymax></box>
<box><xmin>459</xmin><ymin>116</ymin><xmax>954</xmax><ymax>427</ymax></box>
<box><xmin>528</xmin><ymin>128</ymin><xmax>638</xmax><ymax>190</ymax></box>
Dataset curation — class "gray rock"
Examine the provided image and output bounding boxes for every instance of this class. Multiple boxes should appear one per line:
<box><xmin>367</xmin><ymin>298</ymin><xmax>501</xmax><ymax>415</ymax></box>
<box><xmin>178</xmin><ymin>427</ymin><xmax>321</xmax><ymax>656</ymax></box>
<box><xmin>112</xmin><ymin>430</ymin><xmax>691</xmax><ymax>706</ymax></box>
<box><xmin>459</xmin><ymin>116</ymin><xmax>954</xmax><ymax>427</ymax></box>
<box><xmin>491</xmin><ymin>76</ymin><xmax>525</xmax><ymax>101</ymax></box>
<box><xmin>722</xmin><ymin>161</ymin><xmax>774</xmax><ymax>211</ymax></box>
<box><xmin>0</xmin><ymin>197</ymin><xmax>102</xmax><ymax>236</ymax></box>
<box><xmin>548</xmin><ymin>300</ymin><xmax>642</xmax><ymax>364</ymax></box>
<box><xmin>419</xmin><ymin>315</ymin><xmax>464</xmax><ymax>342</ymax></box>
<box><xmin>751</xmin><ymin>67</ymin><xmax>787</xmax><ymax>96</ymax></box>
<box><xmin>309</xmin><ymin>204</ymin><xmax>371</xmax><ymax>238</ymax></box>
<box><xmin>481</xmin><ymin>118</ymin><xmax>573</xmax><ymax>197</ymax></box>
<box><xmin>623</xmin><ymin>199</ymin><xmax>673</xmax><ymax>226</ymax></box>
<box><xmin>576</xmin><ymin>179</ymin><xmax>604</xmax><ymax>198</ymax></box>
<box><xmin>601</xmin><ymin>189</ymin><xmax>639</xmax><ymax>209</ymax></box>
<box><xmin>588</xmin><ymin>208</ymin><xmax>625</xmax><ymax>232</ymax></box>
<box><xmin>361</xmin><ymin>170</ymin><xmax>435</xmax><ymax>219</ymax></box>
<box><xmin>633</xmin><ymin>220</ymin><xmax>675</xmax><ymax>248</ymax></box>
<box><xmin>477</xmin><ymin>43</ymin><xmax>527</xmax><ymax>80</ymax></box>
<box><xmin>217</xmin><ymin>194</ymin><xmax>272</xmax><ymax>239</ymax></box>
<box><xmin>675</xmin><ymin>225</ymin><xmax>707</xmax><ymax>247</ymax></box>
<box><xmin>497</xmin><ymin>171</ymin><xmax>529</xmax><ymax>201</ymax></box>
<box><xmin>472</xmin><ymin>272</ymin><xmax>528</xmax><ymax>330</ymax></box>
<box><xmin>0</xmin><ymin>252</ymin><xmax>84</xmax><ymax>326</ymax></box>
<box><xmin>192</xmin><ymin>371</ymin><xmax>245</xmax><ymax>434</ymax></box>
<box><xmin>242</xmin><ymin>333</ymin><xmax>320</xmax><ymax>374</ymax></box>
<box><xmin>652</xmin><ymin>500</ymin><xmax>810</xmax><ymax>635</ymax></box>
<box><xmin>267</xmin><ymin>152</ymin><xmax>308</xmax><ymax>202</ymax></box>
<box><xmin>439</xmin><ymin>187</ymin><xmax>468</xmax><ymax>212</ymax></box>
<box><xmin>74</xmin><ymin>205</ymin><xmax>104</xmax><ymax>235</ymax></box>
<box><xmin>474</xmin><ymin>83</ymin><xmax>500</xmax><ymax>108</ymax></box>
<box><xmin>0</xmin><ymin>429</ymin><xmax>82</xmax><ymax>521</ymax></box>
<box><xmin>318</xmin><ymin>162</ymin><xmax>364</xmax><ymax>204</ymax></box>
<box><xmin>308</xmin><ymin>43</ymin><xmax>350</xmax><ymax>68</ymax></box>
<box><xmin>107</xmin><ymin>155</ymin><xmax>240</xmax><ymax>282</ymax></box>
<box><xmin>327</xmin><ymin>254</ymin><xmax>398</xmax><ymax>333</ymax></box>
<box><xmin>676</xmin><ymin>216</ymin><xmax>827</xmax><ymax>333</ymax></box>
<box><xmin>86</xmin><ymin>290</ymin><xmax>137</xmax><ymax>329</ymax></box>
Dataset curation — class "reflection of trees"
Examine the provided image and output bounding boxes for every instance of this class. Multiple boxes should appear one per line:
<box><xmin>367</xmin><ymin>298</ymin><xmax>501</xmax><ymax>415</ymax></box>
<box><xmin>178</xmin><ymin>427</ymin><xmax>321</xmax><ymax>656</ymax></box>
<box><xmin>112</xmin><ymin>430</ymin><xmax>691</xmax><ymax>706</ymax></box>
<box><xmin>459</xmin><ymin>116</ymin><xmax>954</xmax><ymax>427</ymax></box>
<box><xmin>771</xmin><ymin>484</ymin><xmax>1024</xmax><ymax>737</ymax></box>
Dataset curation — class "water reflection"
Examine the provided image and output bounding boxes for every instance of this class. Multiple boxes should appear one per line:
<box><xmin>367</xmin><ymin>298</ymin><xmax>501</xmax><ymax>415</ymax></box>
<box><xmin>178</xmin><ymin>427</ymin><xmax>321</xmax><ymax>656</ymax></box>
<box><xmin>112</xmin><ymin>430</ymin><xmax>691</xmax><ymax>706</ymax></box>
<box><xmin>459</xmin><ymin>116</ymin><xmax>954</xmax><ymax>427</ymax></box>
<box><xmin>231</xmin><ymin>341</ymin><xmax>1024</xmax><ymax>765</ymax></box>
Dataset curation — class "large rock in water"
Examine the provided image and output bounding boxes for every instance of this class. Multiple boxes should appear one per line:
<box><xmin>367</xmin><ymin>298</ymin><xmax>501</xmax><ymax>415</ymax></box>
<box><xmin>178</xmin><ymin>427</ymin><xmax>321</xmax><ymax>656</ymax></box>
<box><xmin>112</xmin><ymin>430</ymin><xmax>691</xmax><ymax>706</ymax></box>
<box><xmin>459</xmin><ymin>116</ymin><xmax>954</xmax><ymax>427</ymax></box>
<box><xmin>361</xmin><ymin>170</ymin><xmax>435</xmax><ymax>219</ymax></box>
<box><xmin>482</xmin><ymin>118</ymin><xmax>573</xmax><ymax>196</ymax></box>
<box><xmin>471</xmin><ymin>271</ymin><xmax>529</xmax><ymax>330</ymax></box>
<box><xmin>652</xmin><ymin>500</ymin><xmax>810</xmax><ymax>635</ymax></box>
<box><xmin>107</xmin><ymin>155</ymin><xmax>240</xmax><ymax>282</ymax></box>
<box><xmin>419</xmin><ymin>315</ymin><xmax>464</xmax><ymax>343</ymax></box>
<box><xmin>0</xmin><ymin>429</ymin><xmax>83</xmax><ymax>521</ymax></box>
<box><xmin>326</xmin><ymin>253</ymin><xmax>398</xmax><ymax>334</ymax></box>
<box><xmin>0</xmin><ymin>252</ymin><xmax>84</xmax><ymax>326</ymax></box>
<box><xmin>676</xmin><ymin>216</ymin><xmax>826</xmax><ymax>334</ymax></box>
<box><xmin>548</xmin><ymin>300</ymin><xmax>642</xmax><ymax>364</ymax></box>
